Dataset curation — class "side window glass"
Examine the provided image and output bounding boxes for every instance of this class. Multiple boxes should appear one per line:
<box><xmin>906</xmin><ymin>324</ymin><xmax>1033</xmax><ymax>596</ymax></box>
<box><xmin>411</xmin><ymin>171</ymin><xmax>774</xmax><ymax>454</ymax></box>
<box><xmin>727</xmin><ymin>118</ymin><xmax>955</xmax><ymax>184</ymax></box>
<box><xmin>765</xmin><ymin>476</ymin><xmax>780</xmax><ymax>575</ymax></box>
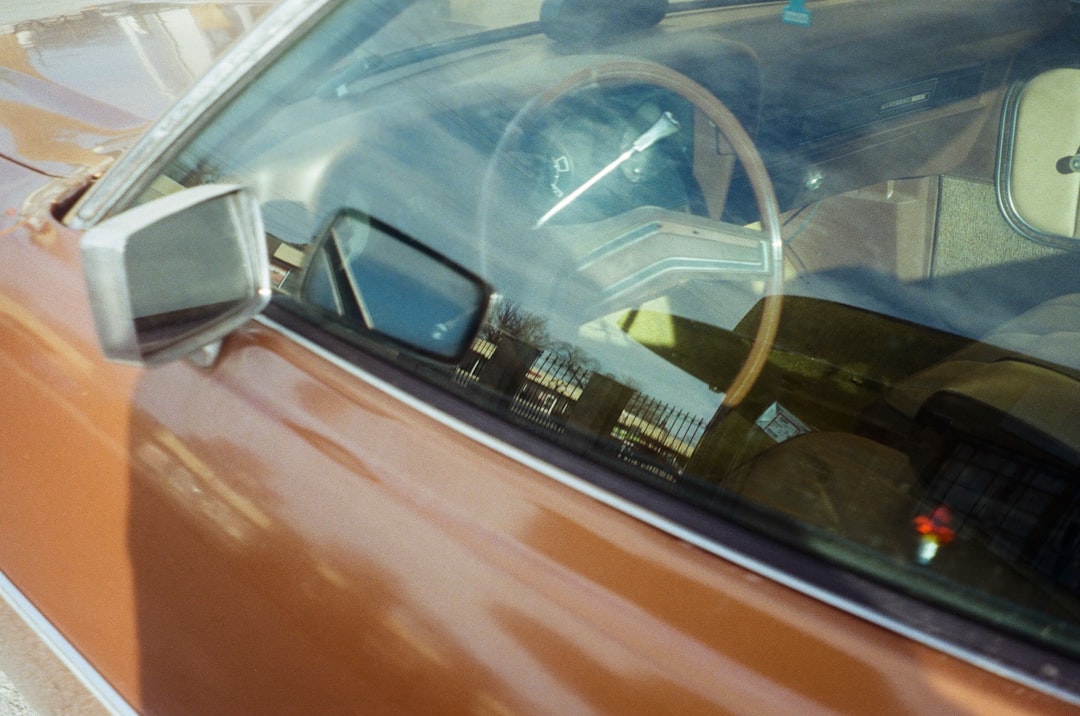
<box><xmin>130</xmin><ymin>0</ymin><xmax>1080</xmax><ymax>666</ymax></box>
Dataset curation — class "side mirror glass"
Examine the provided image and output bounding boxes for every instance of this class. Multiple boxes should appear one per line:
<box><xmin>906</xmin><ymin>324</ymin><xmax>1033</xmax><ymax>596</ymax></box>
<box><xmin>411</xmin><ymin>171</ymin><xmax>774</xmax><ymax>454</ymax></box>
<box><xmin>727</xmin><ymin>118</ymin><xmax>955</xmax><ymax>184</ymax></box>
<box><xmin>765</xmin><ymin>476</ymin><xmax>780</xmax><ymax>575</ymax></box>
<box><xmin>301</xmin><ymin>209</ymin><xmax>490</xmax><ymax>362</ymax></box>
<box><xmin>997</xmin><ymin>68</ymin><xmax>1080</xmax><ymax>249</ymax></box>
<box><xmin>82</xmin><ymin>184</ymin><xmax>271</xmax><ymax>366</ymax></box>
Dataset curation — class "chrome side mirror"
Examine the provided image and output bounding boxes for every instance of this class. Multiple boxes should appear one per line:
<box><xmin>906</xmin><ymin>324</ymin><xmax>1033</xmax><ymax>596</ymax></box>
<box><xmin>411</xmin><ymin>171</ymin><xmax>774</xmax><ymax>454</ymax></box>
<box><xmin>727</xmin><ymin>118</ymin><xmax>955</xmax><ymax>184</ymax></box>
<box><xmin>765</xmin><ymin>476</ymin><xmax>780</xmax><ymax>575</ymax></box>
<box><xmin>997</xmin><ymin>68</ymin><xmax>1080</xmax><ymax>250</ymax></box>
<box><xmin>81</xmin><ymin>184</ymin><xmax>271</xmax><ymax>366</ymax></box>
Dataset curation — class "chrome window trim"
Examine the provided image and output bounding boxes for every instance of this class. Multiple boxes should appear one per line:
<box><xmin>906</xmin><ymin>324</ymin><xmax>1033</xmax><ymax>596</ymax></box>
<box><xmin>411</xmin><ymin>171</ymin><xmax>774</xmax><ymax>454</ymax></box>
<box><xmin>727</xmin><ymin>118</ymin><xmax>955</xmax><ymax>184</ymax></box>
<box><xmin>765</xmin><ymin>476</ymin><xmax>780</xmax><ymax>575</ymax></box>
<box><xmin>70</xmin><ymin>0</ymin><xmax>341</xmax><ymax>230</ymax></box>
<box><xmin>255</xmin><ymin>310</ymin><xmax>1080</xmax><ymax>707</ymax></box>
<box><xmin>0</xmin><ymin>568</ymin><xmax>138</xmax><ymax>716</ymax></box>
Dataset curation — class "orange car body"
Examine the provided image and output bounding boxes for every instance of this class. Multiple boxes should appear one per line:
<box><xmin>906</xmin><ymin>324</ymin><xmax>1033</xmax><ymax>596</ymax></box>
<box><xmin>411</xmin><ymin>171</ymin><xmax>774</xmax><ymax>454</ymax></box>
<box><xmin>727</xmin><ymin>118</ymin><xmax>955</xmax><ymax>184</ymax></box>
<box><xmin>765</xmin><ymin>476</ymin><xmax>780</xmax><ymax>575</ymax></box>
<box><xmin>0</xmin><ymin>2</ymin><xmax>1076</xmax><ymax>714</ymax></box>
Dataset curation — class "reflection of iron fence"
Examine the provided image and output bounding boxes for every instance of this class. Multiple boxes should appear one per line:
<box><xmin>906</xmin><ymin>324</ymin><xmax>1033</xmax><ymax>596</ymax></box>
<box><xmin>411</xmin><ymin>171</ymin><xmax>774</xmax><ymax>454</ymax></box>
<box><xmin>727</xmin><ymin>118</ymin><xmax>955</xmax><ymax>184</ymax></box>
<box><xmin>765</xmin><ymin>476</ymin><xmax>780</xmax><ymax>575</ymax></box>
<box><xmin>452</xmin><ymin>337</ymin><xmax>494</xmax><ymax>388</ymax></box>
<box><xmin>455</xmin><ymin>333</ymin><xmax>707</xmax><ymax>479</ymax></box>
<box><xmin>617</xmin><ymin>393</ymin><xmax>708</xmax><ymax>475</ymax></box>
<box><xmin>508</xmin><ymin>350</ymin><xmax>589</xmax><ymax>434</ymax></box>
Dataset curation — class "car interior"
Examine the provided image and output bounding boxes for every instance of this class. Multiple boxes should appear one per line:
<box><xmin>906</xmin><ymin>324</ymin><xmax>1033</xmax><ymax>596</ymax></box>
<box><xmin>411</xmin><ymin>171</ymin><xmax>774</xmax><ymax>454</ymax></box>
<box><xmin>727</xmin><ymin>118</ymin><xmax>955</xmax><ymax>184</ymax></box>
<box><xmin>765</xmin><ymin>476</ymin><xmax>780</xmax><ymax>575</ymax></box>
<box><xmin>143</xmin><ymin>0</ymin><xmax>1080</xmax><ymax>659</ymax></box>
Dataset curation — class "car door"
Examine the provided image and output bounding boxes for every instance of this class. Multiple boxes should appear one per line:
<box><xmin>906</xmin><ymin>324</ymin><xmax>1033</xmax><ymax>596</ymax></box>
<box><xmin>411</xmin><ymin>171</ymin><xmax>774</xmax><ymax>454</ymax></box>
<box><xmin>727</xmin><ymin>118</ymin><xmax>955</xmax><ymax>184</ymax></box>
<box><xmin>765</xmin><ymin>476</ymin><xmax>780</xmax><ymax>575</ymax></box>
<box><xmin>2</xmin><ymin>162</ymin><xmax>964</xmax><ymax>714</ymax></box>
<box><xmin>0</xmin><ymin>4</ymin><xmax>885</xmax><ymax>711</ymax></box>
<box><xmin>2</xmin><ymin>0</ymin><xmax>1079</xmax><ymax>713</ymax></box>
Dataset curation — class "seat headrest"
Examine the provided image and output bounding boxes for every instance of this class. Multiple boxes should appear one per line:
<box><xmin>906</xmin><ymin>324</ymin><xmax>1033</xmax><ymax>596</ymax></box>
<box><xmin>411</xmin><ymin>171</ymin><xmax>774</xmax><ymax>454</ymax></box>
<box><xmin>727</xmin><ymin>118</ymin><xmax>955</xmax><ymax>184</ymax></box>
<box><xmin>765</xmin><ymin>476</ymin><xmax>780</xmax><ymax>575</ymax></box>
<box><xmin>540</xmin><ymin>0</ymin><xmax>668</xmax><ymax>46</ymax></box>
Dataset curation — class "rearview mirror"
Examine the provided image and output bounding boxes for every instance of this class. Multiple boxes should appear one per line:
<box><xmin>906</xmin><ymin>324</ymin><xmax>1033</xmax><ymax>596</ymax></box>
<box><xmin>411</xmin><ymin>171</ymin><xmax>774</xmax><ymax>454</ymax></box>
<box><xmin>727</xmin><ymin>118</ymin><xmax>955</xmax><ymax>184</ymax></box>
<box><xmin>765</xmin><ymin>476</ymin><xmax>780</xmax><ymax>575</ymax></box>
<box><xmin>997</xmin><ymin>68</ymin><xmax>1080</xmax><ymax>250</ymax></box>
<box><xmin>301</xmin><ymin>209</ymin><xmax>490</xmax><ymax>362</ymax></box>
<box><xmin>82</xmin><ymin>184</ymin><xmax>271</xmax><ymax>366</ymax></box>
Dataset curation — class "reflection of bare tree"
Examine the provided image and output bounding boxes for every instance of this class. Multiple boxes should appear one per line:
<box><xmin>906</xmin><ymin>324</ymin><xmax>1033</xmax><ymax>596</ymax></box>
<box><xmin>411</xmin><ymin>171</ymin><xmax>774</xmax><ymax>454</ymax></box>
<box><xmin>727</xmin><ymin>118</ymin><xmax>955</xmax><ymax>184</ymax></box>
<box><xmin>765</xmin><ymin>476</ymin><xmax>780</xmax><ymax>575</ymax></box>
<box><xmin>549</xmin><ymin>340</ymin><xmax>600</xmax><ymax>374</ymax></box>
<box><xmin>483</xmin><ymin>298</ymin><xmax>550</xmax><ymax>347</ymax></box>
<box><xmin>483</xmin><ymin>299</ymin><xmax>602</xmax><ymax>376</ymax></box>
<box><xmin>470</xmin><ymin>298</ymin><xmax>707</xmax><ymax>476</ymax></box>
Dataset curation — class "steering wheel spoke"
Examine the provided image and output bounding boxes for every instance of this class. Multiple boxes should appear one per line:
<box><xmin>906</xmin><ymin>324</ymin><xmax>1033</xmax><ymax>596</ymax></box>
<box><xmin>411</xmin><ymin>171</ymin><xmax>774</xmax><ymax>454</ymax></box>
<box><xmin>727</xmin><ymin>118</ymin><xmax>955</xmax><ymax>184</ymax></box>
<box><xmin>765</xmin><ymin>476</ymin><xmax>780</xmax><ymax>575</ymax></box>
<box><xmin>482</xmin><ymin>59</ymin><xmax>784</xmax><ymax>411</ymax></box>
<box><xmin>540</xmin><ymin>206</ymin><xmax>774</xmax><ymax>315</ymax></box>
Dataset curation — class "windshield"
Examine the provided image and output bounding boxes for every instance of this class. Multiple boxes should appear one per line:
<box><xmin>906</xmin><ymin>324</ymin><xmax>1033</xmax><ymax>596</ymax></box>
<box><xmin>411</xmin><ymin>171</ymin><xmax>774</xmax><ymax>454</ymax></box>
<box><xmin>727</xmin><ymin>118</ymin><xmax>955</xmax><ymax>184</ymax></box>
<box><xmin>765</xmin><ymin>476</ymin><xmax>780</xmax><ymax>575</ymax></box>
<box><xmin>132</xmin><ymin>0</ymin><xmax>1080</xmax><ymax>680</ymax></box>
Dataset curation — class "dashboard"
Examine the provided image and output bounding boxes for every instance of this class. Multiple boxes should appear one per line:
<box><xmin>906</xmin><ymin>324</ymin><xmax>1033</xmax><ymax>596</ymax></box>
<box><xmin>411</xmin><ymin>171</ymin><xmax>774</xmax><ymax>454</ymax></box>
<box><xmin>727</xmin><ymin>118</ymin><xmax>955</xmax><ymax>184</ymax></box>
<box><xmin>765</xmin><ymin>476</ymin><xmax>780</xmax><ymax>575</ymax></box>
<box><xmin>216</xmin><ymin>0</ymin><xmax>1072</xmax><ymax>283</ymax></box>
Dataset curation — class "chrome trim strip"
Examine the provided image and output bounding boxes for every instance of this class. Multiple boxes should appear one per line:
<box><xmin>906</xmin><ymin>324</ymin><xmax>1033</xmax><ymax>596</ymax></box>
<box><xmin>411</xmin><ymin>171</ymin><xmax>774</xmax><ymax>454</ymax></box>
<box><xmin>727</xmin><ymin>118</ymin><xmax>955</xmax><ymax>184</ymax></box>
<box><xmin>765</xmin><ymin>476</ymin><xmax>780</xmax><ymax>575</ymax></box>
<box><xmin>71</xmin><ymin>0</ymin><xmax>340</xmax><ymax>229</ymax></box>
<box><xmin>254</xmin><ymin>311</ymin><xmax>1080</xmax><ymax>707</ymax></box>
<box><xmin>0</xmin><ymin>569</ymin><xmax>138</xmax><ymax>716</ymax></box>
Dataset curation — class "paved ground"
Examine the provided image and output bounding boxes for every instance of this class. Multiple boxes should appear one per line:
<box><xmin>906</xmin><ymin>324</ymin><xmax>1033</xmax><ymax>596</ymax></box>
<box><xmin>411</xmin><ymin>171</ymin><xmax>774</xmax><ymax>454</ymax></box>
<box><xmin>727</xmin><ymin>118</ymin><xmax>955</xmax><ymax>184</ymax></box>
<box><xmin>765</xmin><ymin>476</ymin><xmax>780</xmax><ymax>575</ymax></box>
<box><xmin>0</xmin><ymin>671</ymin><xmax>35</xmax><ymax>716</ymax></box>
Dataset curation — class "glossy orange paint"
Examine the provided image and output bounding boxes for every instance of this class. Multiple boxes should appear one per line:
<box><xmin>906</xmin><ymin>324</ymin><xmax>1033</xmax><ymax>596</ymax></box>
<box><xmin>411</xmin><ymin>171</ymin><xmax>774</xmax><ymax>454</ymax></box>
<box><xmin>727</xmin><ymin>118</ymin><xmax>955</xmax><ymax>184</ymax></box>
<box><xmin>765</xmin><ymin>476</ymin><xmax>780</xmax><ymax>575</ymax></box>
<box><xmin>0</xmin><ymin>175</ymin><xmax>1071</xmax><ymax>712</ymax></box>
<box><xmin>0</xmin><ymin>2</ymin><xmax>1076</xmax><ymax>714</ymax></box>
<box><xmin>0</xmin><ymin>190</ymin><xmax>144</xmax><ymax>703</ymax></box>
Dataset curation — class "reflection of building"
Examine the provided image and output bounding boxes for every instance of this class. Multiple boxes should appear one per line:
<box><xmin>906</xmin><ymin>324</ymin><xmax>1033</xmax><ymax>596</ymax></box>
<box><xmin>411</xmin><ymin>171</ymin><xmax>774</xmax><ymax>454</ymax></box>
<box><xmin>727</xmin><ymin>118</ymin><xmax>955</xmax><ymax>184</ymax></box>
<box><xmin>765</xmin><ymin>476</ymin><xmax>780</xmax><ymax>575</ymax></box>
<box><xmin>1</xmin><ymin>3</ymin><xmax>272</xmax><ymax>120</ymax></box>
<box><xmin>456</xmin><ymin>329</ymin><xmax>707</xmax><ymax>480</ymax></box>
